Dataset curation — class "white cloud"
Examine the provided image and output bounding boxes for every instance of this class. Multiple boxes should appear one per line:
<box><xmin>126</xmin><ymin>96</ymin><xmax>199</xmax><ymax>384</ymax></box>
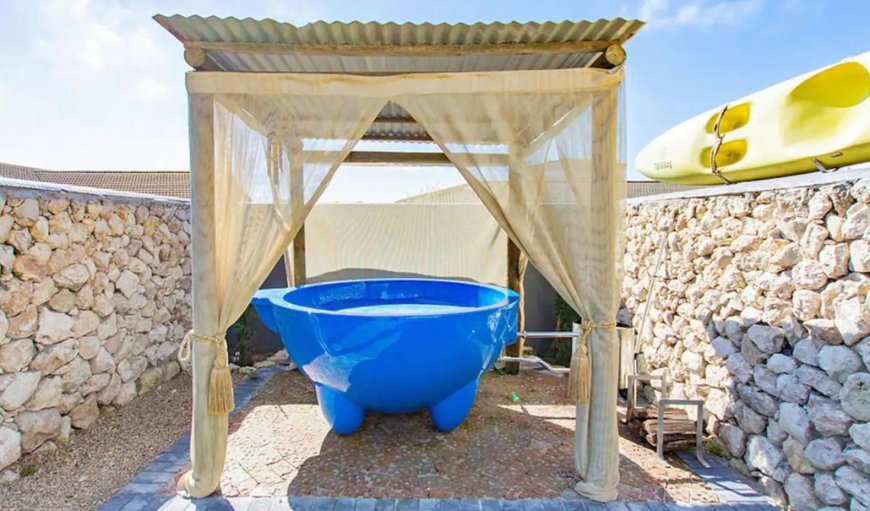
<box><xmin>636</xmin><ymin>0</ymin><xmax>765</xmax><ymax>30</ymax></box>
<box><xmin>0</xmin><ymin>0</ymin><xmax>189</xmax><ymax>170</ymax></box>
<box><xmin>33</xmin><ymin>0</ymin><xmax>166</xmax><ymax>86</ymax></box>
<box><xmin>134</xmin><ymin>77</ymin><xmax>170</xmax><ymax>101</ymax></box>
<box><xmin>638</xmin><ymin>0</ymin><xmax>671</xmax><ymax>21</ymax></box>
<box><xmin>0</xmin><ymin>0</ymin><xmax>332</xmax><ymax>171</ymax></box>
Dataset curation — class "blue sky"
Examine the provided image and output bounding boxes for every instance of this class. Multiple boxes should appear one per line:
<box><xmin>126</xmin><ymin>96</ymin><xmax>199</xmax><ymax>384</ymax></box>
<box><xmin>1</xmin><ymin>0</ymin><xmax>868</xmax><ymax>202</ymax></box>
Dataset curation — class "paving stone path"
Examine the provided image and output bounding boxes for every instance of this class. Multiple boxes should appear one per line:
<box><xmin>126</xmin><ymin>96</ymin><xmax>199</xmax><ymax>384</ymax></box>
<box><xmin>98</xmin><ymin>366</ymin><xmax>779</xmax><ymax>511</ymax></box>
<box><xmin>102</xmin><ymin>495</ymin><xmax>778</xmax><ymax>511</ymax></box>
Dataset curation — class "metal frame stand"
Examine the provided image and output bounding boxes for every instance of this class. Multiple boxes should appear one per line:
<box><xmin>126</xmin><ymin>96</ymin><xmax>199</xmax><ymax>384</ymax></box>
<box><xmin>626</xmin><ymin>373</ymin><xmax>709</xmax><ymax>468</ymax></box>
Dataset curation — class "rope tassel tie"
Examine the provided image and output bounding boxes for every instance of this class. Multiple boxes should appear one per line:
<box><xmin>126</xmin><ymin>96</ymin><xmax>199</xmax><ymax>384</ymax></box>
<box><xmin>178</xmin><ymin>330</ymin><xmax>235</xmax><ymax>415</ymax></box>
<box><xmin>568</xmin><ymin>321</ymin><xmax>616</xmax><ymax>404</ymax></box>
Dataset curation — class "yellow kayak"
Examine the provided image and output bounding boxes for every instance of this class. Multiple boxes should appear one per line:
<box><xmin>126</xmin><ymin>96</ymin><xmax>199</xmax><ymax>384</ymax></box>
<box><xmin>636</xmin><ymin>51</ymin><xmax>870</xmax><ymax>185</ymax></box>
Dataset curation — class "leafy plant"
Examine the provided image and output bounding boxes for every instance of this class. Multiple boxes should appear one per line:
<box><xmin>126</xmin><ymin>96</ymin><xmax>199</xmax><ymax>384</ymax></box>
<box><xmin>546</xmin><ymin>293</ymin><xmax>579</xmax><ymax>367</ymax></box>
<box><xmin>20</xmin><ymin>464</ymin><xmax>39</xmax><ymax>478</ymax></box>
<box><xmin>229</xmin><ymin>305</ymin><xmax>258</xmax><ymax>367</ymax></box>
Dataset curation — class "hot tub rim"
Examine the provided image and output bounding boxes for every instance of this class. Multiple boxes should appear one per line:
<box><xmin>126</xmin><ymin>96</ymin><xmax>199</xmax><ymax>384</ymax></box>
<box><xmin>254</xmin><ymin>278</ymin><xmax>519</xmax><ymax>319</ymax></box>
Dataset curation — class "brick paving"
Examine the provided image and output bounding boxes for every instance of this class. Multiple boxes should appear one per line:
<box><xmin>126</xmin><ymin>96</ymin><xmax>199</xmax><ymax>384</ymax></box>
<box><xmin>97</xmin><ymin>366</ymin><xmax>286</xmax><ymax>511</ymax></box>
<box><xmin>98</xmin><ymin>366</ymin><xmax>779</xmax><ymax>511</ymax></box>
<box><xmin>102</xmin><ymin>495</ymin><xmax>778</xmax><ymax>510</ymax></box>
<box><xmin>675</xmin><ymin>453</ymin><xmax>770</xmax><ymax>506</ymax></box>
<box><xmin>214</xmin><ymin>370</ymin><xmax>719</xmax><ymax>502</ymax></box>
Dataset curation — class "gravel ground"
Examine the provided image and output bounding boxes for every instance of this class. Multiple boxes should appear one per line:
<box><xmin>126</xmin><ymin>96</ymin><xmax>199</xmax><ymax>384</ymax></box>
<box><xmin>216</xmin><ymin>370</ymin><xmax>720</xmax><ymax>503</ymax></box>
<box><xmin>0</xmin><ymin>374</ymin><xmax>194</xmax><ymax>511</ymax></box>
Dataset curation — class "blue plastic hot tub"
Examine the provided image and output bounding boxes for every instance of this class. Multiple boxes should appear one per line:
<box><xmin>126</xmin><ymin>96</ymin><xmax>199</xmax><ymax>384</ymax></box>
<box><xmin>252</xmin><ymin>279</ymin><xmax>519</xmax><ymax>435</ymax></box>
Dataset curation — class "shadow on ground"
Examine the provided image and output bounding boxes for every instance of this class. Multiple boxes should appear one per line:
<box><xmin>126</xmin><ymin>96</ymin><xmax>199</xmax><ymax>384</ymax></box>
<box><xmin>216</xmin><ymin>370</ymin><xmax>718</xmax><ymax>503</ymax></box>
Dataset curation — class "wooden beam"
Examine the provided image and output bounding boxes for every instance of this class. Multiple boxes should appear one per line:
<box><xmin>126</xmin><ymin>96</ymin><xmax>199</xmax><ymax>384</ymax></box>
<box><xmin>503</xmin><ymin>142</ymin><xmax>528</xmax><ymax>375</ymax></box>
<box><xmin>344</xmin><ymin>151</ymin><xmax>450</xmax><ymax>165</ymax></box>
<box><xmin>187</xmin><ymin>39</ymin><xmax>617</xmax><ymax>58</ymax></box>
<box><xmin>604</xmin><ymin>43</ymin><xmax>627</xmax><ymax>67</ymax></box>
<box><xmin>288</xmin><ymin>127</ymin><xmax>306</xmax><ymax>287</ymax></box>
<box><xmin>292</xmin><ymin>225</ymin><xmax>306</xmax><ymax>286</ymax></box>
<box><xmin>504</xmin><ymin>238</ymin><xmax>525</xmax><ymax>374</ymax></box>
<box><xmin>525</xmin><ymin>106</ymin><xmax>587</xmax><ymax>157</ymax></box>
<box><xmin>282</xmin><ymin>253</ymin><xmax>293</xmax><ymax>287</ymax></box>
<box><xmin>184</xmin><ymin>46</ymin><xmax>224</xmax><ymax>71</ymax></box>
<box><xmin>584</xmin><ymin>43</ymin><xmax>626</xmax><ymax>70</ymax></box>
<box><xmin>361</xmin><ymin>133</ymin><xmax>433</xmax><ymax>142</ymax></box>
<box><xmin>342</xmin><ymin>151</ymin><xmax>509</xmax><ymax>167</ymax></box>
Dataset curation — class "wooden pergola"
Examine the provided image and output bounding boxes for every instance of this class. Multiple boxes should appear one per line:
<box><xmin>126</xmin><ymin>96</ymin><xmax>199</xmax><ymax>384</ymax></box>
<box><xmin>157</xmin><ymin>15</ymin><xmax>642</xmax><ymax>502</ymax></box>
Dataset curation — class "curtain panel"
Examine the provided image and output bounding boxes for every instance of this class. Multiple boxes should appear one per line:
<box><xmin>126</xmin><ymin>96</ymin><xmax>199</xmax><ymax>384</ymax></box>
<box><xmin>180</xmin><ymin>92</ymin><xmax>385</xmax><ymax>497</ymax></box>
<box><xmin>183</xmin><ymin>67</ymin><xmax>625</xmax><ymax>501</ymax></box>
<box><xmin>397</xmin><ymin>77</ymin><xmax>626</xmax><ymax>501</ymax></box>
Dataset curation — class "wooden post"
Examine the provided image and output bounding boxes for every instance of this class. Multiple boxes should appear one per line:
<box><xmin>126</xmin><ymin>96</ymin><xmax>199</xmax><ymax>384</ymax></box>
<box><xmin>504</xmin><ymin>239</ymin><xmax>525</xmax><ymax>374</ymax></box>
<box><xmin>292</xmin><ymin>225</ymin><xmax>306</xmax><ymax>286</ymax></box>
<box><xmin>289</xmin><ymin>131</ymin><xmax>306</xmax><ymax>287</ymax></box>
<box><xmin>573</xmin><ymin>84</ymin><xmax>622</xmax><ymax>502</ymax></box>
<box><xmin>282</xmin><ymin>253</ymin><xmax>293</xmax><ymax>287</ymax></box>
<box><xmin>177</xmin><ymin>93</ymin><xmax>228</xmax><ymax>498</ymax></box>
<box><xmin>504</xmin><ymin>139</ymin><xmax>528</xmax><ymax>374</ymax></box>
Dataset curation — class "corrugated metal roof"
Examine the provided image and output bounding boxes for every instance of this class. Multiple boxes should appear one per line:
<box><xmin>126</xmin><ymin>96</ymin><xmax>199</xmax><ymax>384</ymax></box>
<box><xmin>154</xmin><ymin>16</ymin><xmax>643</xmax><ymax>143</ymax></box>
<box><xmin>154</xmin><ymin>16</ymin><xmax>643</xmax><ymax>74</ymax></box>
<box><xmin>362</xmin><ymin>102</ymin><xmax>430</xmax><ymax>142</ymax></box>
<box><xmin>156</xmin><ymin>17</ymin><xmax>640</xmax><ymax>46</ymax></box>
<box><xmin>155</xmin><ymin>17</ymin><xmax>641</xmax><ymax>54</ymax></box>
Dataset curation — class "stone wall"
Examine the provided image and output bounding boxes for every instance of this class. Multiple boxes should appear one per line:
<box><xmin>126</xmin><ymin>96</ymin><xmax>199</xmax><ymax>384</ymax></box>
<box><xmin>621</xmin><ymin>175</ymin><xmax>870</xmax><ymax>510</ymax></box>
<box><xmin>0</xmin><ymin>184</ymin><xmax>192</xmax><ymax>474</ymax></box>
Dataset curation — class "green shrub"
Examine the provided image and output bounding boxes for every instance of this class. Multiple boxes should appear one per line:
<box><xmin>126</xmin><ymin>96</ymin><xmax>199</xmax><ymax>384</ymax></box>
<box><xmin>20</xmin><ymin>464</ymin><xmax>39</xmax><ymax>478</ymax></box>
<box><xmin>229</xmin><ymin>305</ymin><xmax>258</xmax><ymax>367</ymax></box>
<box><xmin>546</xmin><ymin>293</ymin><xmax>579</xmax><ymax>367</ymax></box>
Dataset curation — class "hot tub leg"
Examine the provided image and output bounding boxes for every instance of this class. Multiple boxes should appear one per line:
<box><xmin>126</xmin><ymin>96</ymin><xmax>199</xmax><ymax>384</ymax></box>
<box><xmin>429</xmin><ymin>379</ymin><xmax>479</xmax><ymax>432</ymax></box>
<box><xmin>315</xmin><ymin>384</ymin><xmax>365</xmax><ymax>435</ymax></box>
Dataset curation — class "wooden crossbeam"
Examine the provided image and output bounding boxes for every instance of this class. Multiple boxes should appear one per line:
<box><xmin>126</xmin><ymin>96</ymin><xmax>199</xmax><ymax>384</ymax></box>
<box><xmin>342</xmin><ymin>151</ymin><xmax>509</xmax><ymax>167</ymax></box>
<box><xmin>344</xmin><ymin>151</ymin><xmax>451</xmax><ymax>165</ymax></box>
<box><xmin>361</xmin><ymin>133</ymin><xmax>433</xmax><ymax>142</ymax></box>
<box><xmin>186</xmin><ymin>39</ymin><xmax>618</xmax><ymax>59</ymax></box>
<box><xmin>370</xmin><ymin>116</ymin><xmax>419</xmax><ymax>124</ymax></box>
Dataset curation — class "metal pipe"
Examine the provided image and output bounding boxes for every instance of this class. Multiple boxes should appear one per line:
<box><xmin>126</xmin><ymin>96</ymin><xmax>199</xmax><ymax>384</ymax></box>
<box><xmin>499</xmin><ymin>355</ymin><xmax>569</xmax><ymax>375</ymax></box>
<box><xmin>517</xmin><ymin>330</ymin><xmax>579</xmax><ymax>339</ymax></box>
<box><xmin>635</xmin><ymin>209</ymin><xmax>676</xmax><ymax>358</ymax></box>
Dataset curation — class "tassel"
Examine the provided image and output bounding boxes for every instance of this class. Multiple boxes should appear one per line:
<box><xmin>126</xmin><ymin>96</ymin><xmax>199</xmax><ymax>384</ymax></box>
<box><xmin>208</xmin><ymin>338</ymin><xmax>235</xmax><ymax>415</ymax></box>
<box><xmin>568</xmin><ymin>343</ymin><xmax>591</xmax><ymax>403</ymax></box>
<box><xmin>567</xmin><ymin>320</ymin><xmax>615</xmax><ymax>404</ymax></box>
<box><xmin>179</xmin><ymin>330</ymin><xmax>235</xmax><ymax>415</ymax></box>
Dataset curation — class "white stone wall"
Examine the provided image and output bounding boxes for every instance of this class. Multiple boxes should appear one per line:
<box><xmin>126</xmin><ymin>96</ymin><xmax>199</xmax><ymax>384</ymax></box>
<box><xmin>0</xmin><ymin>186</ymin><xmax>191</xmax><ymax>472</ymax></box>
<box><xmin>621</xmin><ymin>177</ymin><xmax>870</xmax><ymax>510</ymax></box>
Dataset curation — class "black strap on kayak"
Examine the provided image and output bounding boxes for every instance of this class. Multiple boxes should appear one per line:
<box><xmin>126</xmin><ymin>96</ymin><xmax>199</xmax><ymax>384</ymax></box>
<box><xmin>710</xmin><ymin>104</ymin><xmax>734</xmax><ymax>185</ymax></box>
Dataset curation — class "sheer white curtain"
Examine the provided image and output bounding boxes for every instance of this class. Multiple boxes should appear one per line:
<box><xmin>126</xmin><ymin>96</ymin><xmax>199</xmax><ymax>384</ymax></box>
<box><xmin>208</xmin><ymin>93</ymin><xmax>387</xmax><ymax>329</ymax></box>
<box><xmin>180</xmin><ymin>88</ymin><xmax>385</xmax><ymax>497</ymax></box>
<box><xmin>398</xmin><ymin>70</ymin><xmax>626</xmax><ymax>501</ymax></box>
<box><xmin>183</xmin><ymin>69</ymin><xmax>625</xmax><ymax>500</ymax></box>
